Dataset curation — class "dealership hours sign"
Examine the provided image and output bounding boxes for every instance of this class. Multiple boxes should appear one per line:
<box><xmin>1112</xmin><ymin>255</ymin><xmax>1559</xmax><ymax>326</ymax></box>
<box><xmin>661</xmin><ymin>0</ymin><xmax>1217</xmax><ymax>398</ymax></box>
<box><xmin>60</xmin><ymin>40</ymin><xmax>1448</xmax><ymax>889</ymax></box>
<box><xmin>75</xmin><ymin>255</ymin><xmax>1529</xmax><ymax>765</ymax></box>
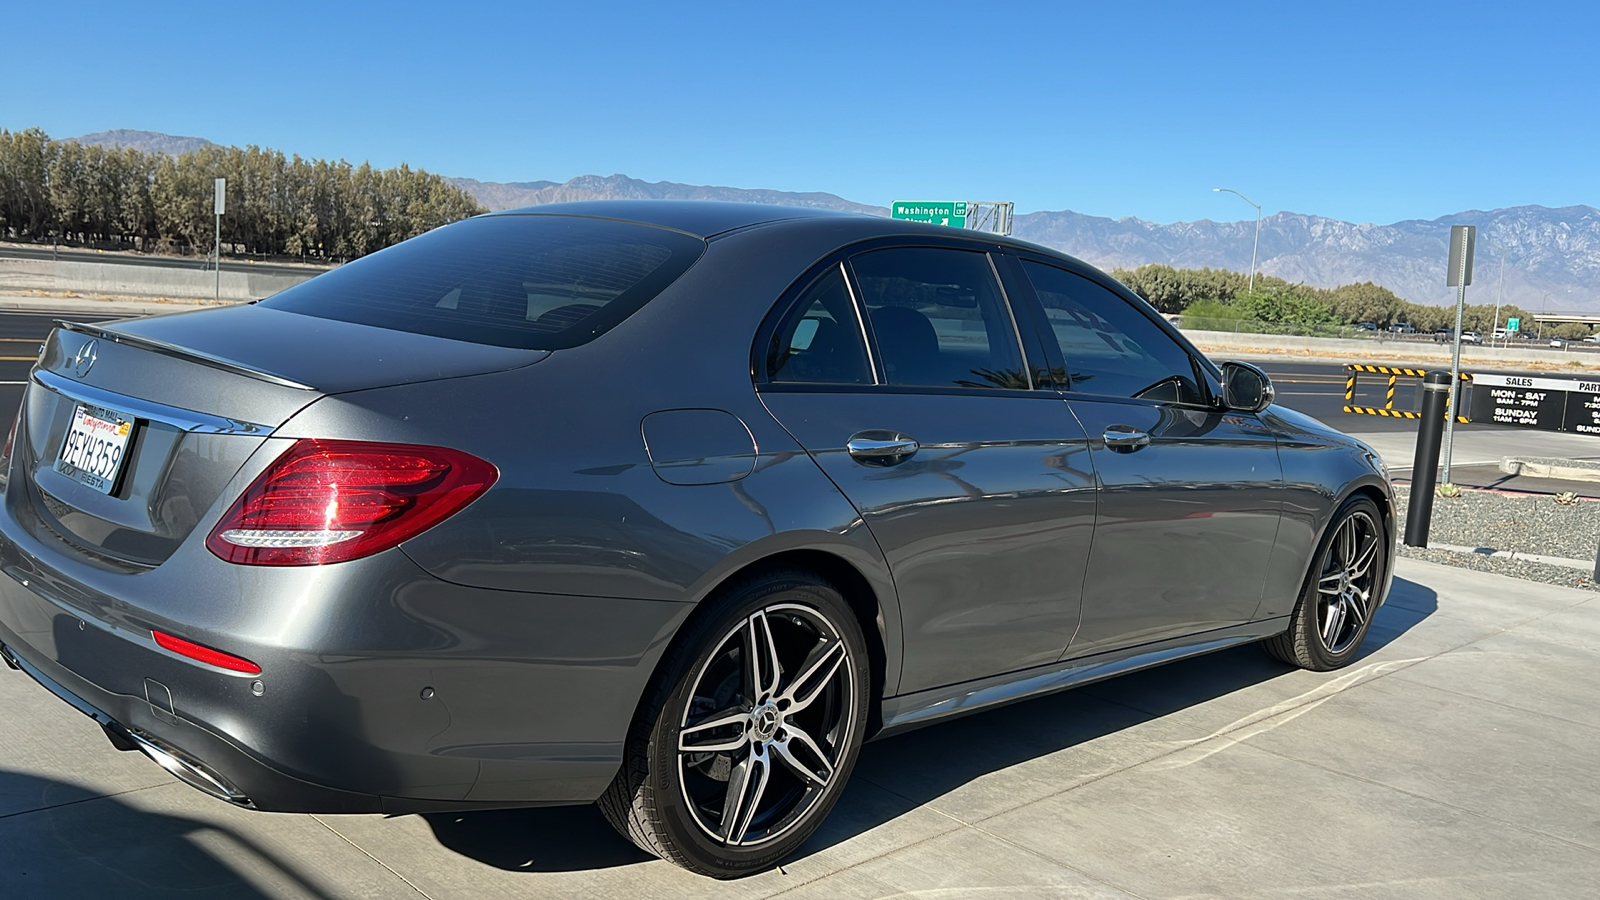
<box><xmin>1469</xmin><ymin>373</ymin><xmax>1600</xmax><ymax>434</ymax></box>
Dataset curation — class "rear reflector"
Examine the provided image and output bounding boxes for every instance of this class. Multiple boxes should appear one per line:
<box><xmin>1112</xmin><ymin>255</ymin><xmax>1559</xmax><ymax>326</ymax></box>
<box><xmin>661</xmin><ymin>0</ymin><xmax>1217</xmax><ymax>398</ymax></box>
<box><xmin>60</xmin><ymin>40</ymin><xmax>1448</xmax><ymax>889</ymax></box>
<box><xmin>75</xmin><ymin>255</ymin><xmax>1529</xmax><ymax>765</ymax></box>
<box><xmin>206</xmin><ymin>439</ymin><xmax>498</xmax><ymax>566</ymax></box>
<box><xmin>152</xmin><ymin>630</ymin><xmax>262</xmax><ymax>675</ymax></box>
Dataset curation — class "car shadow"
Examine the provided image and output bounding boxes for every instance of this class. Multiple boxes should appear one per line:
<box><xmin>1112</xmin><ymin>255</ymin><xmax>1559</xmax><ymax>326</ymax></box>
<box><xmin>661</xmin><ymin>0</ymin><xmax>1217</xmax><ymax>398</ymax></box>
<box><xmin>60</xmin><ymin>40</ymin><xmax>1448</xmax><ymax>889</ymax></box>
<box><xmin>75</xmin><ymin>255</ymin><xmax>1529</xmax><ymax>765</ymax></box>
<box><xmin>424</xmin><ymin>804</ymin><xmax>654</xmax><ymax>871</ymax></box>
<box><xmin>423</xmin><ymin>576</ymin><xmax>1438</xmax><ymax>874</ymax></box>
<box><xmin>0</xmin><ymin>770</ymin><xmax>338</xmax><ymax>899</ymax></box>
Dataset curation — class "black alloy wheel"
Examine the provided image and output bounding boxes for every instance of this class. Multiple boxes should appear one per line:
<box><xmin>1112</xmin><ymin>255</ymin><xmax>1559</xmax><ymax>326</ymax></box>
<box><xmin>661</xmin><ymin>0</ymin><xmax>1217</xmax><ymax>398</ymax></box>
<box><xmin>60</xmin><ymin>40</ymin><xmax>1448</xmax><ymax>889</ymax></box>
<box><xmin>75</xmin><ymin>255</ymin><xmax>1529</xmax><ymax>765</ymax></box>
<box><xmin>1264</xmin><ymin>496</ymin><xmax>1388</xmax><ymax>671</ymax></box>
<box><xmin>600</xmin><ymin>570</ymin><xmax>870</xmax><ymax>877</ymax></box>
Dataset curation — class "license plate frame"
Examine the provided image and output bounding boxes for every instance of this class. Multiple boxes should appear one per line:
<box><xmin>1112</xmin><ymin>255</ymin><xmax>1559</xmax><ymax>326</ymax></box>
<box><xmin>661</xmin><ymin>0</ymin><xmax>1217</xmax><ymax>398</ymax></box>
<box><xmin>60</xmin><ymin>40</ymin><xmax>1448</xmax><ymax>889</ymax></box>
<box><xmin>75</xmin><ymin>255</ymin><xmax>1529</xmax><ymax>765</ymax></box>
<box><xmin>55</xmin><ymin>403</ymin><xmax>135</xmax><ymax>495</ymax></box>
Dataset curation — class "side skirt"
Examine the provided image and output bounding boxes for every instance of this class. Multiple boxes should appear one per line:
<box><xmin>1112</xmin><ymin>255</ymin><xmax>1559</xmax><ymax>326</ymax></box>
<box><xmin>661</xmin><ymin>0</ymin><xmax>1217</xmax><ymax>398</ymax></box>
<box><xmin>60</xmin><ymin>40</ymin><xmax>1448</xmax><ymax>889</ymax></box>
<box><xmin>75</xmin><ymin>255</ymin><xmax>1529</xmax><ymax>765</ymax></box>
<box><xmin>874</xmin><ymin>618</ymin><xmax>1288</xmax><ymax>740</ymax></box>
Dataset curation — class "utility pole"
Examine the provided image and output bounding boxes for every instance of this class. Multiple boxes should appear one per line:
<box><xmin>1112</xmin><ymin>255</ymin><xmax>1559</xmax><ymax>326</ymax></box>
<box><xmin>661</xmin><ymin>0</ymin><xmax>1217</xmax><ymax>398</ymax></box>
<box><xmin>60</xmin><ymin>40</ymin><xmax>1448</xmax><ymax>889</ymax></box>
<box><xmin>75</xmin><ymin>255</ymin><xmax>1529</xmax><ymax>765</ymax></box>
<box><xmin>213</xmin><ymin>178</ymin><xmax>226</xmax><ymax>303</ymax></box>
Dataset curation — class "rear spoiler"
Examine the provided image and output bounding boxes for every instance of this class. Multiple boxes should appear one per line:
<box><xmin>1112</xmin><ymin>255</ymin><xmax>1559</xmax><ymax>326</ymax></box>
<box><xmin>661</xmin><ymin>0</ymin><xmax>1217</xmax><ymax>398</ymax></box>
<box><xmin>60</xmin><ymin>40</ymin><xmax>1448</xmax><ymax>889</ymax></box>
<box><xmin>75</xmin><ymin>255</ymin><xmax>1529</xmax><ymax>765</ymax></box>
<box><xmin>56</xmin><ymin>320</ymin><xmax>317</xmax><ymax>392</ymax></box>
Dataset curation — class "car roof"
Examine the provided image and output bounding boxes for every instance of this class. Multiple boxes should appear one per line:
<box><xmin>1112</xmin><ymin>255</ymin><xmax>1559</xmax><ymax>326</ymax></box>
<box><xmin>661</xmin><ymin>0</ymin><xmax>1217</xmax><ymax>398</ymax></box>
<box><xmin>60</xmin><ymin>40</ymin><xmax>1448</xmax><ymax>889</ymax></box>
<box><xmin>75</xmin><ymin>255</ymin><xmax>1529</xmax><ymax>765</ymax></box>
<box><xmin>486</xmin><ymin>200</ymin><xmax>860</xmax><ymax>238</ymax></box>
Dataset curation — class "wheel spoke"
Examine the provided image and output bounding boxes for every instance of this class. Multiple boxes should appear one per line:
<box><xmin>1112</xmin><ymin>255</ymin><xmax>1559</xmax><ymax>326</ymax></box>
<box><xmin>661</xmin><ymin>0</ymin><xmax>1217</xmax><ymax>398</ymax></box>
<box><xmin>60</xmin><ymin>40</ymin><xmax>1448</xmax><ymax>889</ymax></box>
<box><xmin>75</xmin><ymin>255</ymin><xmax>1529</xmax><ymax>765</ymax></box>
<box><xmin>772</xmin><ymin>725</ymin><xmax>835</xmax><ymax>787</ymax></box>
<box><xmin>679</xmin><ymin>707</ymin><xmax>751</xmax><ymax>753</ymax></box>
<box><xmin>778</xmin><ymin>639</ymin><xmax>846</xmax><ymax>714</ymax></box>
<box><xmin>1350</xmin><ymin>535</ymin><xmax>1379</xmax><ymax>578</ymax></box>
<box><xmin>1339</xmin><ymin>518</ymin><xmax>1356</xmax><ymax>567</ymax></box>
<box><xmin>1322</xmin><ymin>598</ymin><xmax>1346</xmax><ymax>646</ymax></box>
<box><xmin>745</xmin><ymin>612</ymin><xmax>782</xmax><ymax>703</ymax></box>
<box><xmin>1317</xmin><ymin>572</ymin><xmax>1342</xmax><ymax>595</ymax></box>
<box><xmin>720</xmin><ymin>744</ymin><xmax>770</xmax><ymax>844</ymax></box>
<box><xmin>1348</xmin><ymin>590</ymin><xmax>1369</xmax><ymax>626</ymax></box>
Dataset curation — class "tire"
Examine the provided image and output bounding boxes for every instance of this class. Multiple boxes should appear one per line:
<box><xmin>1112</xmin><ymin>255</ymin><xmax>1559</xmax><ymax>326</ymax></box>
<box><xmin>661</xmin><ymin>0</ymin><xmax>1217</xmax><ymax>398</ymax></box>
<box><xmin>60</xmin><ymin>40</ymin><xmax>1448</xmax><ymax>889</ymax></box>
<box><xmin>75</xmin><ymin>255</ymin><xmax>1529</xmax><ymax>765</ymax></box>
<box><xmin>599</xmin><ymin>569</ymin><xmax>871</xmax><ymax>878</ymax></box>
<box><xmin>1263</xmin><ymin>496</ymin><xmax>1388</xmax><ymax>671</ymax></box>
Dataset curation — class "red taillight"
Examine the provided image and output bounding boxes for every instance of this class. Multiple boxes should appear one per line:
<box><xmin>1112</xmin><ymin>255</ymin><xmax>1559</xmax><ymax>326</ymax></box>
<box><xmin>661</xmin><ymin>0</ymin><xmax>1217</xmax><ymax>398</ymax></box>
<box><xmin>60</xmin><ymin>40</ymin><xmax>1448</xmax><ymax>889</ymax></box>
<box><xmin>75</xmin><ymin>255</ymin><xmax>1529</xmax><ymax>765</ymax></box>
<box><xmin>206</xmin><ymin>439</ymin><xmax>498</xmax><ymax>566</ymax></box>
<box><xmin>152</xmin><ymin>630</ymin><xmax>262</xmax><ymax>674</ymax></box>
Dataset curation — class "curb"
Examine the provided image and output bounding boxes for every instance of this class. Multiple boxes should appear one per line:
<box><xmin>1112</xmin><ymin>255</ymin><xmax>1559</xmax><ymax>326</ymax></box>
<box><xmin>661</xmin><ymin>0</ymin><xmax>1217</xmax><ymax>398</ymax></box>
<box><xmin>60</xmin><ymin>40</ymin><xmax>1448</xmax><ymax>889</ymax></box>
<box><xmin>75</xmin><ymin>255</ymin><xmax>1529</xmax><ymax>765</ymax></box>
<box><xmin>1422</xmin><ymin>540</ymin><xmax>1593</xmax><ymax>572</ymax></box>
<box><xmin>1500</xmin><ymin>458</ymin><xmax>1600</xmax><ymax>484</ymax></box>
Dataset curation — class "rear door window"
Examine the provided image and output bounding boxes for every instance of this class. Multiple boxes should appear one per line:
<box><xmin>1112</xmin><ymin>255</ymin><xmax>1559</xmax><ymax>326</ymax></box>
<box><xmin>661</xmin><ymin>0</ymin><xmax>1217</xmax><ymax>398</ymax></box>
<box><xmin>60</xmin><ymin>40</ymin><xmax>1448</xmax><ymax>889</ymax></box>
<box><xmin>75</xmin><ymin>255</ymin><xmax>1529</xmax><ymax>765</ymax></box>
<box><xmin>849</xmin><ymin>247</ymin><xmax>1028</xmax><ymax>390</ymax></box>
<box><xmin>260</xmin><ymin>215</ymin><xmax>705</xmax><ymax>350</ymax></box>
<box><xmin>1020</xmin><ymin>260</ymin><xmax>1207</xmax><ymax>404</ymax></box>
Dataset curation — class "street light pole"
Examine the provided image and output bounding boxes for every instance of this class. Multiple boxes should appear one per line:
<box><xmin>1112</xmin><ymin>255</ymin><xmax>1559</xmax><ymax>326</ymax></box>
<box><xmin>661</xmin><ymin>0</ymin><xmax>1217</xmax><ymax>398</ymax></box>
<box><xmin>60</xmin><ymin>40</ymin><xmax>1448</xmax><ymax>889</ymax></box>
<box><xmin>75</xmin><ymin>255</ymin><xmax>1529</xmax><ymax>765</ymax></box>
<box><xmin>1492</xmin><ymin>248</ymin><xmax>1505</xmax><ymax>346</ymax></box>
<box><xmin>1215</xmin><ymin>188</ymin><xmax>1262</xmax><ymax>293</ymax></box>
<box><xmin>212</xmin><ymin>177</ymin><xmax>226</xmax><ymax>304</ymax></box>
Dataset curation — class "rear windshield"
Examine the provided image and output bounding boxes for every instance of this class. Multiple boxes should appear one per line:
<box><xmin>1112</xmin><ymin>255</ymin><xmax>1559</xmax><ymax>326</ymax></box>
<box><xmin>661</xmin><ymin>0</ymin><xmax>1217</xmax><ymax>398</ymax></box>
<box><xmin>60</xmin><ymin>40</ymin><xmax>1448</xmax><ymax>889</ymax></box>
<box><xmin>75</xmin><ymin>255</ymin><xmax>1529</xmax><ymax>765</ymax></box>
<box><xmin>259</xmin><ymin>215</ymin><xmax>706</xmax><ymax>350</ymax></box>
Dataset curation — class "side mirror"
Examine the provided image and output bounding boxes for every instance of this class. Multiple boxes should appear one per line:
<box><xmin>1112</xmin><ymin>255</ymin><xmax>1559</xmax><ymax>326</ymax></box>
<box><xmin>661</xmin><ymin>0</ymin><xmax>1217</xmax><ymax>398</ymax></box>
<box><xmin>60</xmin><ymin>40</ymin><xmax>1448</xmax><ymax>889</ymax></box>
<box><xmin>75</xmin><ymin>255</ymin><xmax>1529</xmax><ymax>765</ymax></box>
<box><xmin>1220</xmin><ymin>360</ymin><xmax>1275</xmax><ymax>413</ymax></box>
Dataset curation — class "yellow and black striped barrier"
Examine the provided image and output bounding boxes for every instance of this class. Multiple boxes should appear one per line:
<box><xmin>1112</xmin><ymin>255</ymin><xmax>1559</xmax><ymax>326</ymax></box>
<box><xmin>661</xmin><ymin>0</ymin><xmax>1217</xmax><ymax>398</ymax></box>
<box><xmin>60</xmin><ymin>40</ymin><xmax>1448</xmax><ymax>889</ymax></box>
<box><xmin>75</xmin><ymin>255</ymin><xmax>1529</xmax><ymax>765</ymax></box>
<box><xmin>1343</xmin><ymin>365</ymin><xmax>1470</xmax><ymax>423</ymax></box>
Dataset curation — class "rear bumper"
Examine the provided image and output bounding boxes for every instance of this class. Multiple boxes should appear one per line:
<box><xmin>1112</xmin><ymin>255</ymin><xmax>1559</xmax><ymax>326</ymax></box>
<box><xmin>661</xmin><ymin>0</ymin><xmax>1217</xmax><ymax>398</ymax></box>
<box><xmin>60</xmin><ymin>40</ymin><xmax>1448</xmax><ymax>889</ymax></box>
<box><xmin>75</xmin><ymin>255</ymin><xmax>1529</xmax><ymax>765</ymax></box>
<box><xmin>0</xmin><ymin>523</ymin><xmax>694</xmax><ymax>814</ymax></box>
<box><xmin>1</xmin><ymin>633</ymin><xmax>375</xmax><ymax>811</ymax></box>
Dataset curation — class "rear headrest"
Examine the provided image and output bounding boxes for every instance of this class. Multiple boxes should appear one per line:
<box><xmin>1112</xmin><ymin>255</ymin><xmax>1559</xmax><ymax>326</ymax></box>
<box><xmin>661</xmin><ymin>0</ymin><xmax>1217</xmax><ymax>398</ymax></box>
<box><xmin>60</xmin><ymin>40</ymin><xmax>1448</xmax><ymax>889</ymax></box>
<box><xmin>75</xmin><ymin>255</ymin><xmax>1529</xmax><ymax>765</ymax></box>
<box><xmin>870</xmin><ymin>306</ymin><xmax>940</xmax><ymax>383</ymax></box>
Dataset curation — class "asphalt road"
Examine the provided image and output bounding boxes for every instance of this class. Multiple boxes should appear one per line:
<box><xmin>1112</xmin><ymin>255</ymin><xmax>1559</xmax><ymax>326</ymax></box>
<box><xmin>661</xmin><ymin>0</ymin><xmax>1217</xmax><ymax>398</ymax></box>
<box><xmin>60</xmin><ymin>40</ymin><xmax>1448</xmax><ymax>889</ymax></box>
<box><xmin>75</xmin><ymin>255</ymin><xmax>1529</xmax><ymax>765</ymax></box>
<box><xmin>0</xmin><ymin>311</ymin><xmax>116</xmax><ymax>423</ymax></box>
<box><xmin>1258</xmin><ymin>360</ymin><xmax>1453</xmax><ymax>434</ymax></box>
<box><xmin>0</xmin><ymin>243</ymin><xmax>330</xmax><ymax>278</ymax></box>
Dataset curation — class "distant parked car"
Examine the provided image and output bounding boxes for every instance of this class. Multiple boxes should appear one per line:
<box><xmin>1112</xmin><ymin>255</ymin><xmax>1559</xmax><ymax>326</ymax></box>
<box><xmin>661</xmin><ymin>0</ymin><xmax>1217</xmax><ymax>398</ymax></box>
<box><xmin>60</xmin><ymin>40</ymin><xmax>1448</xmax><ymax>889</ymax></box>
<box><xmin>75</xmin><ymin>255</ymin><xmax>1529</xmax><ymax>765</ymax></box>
<box><xmin>1389</xmin><ymin>323</ymin><xmax>1416</xmax><ymax>334</ymax></box>
<box><xmin>1356</xmin><ymin>321</ymin><xmax>1377</xmax><ymax>331</ymax></box>
<box><xmin>1461</xmin><ymin>331</ymin><xmax>1482</xmax><ymax>344</ymax></box>
<box><xmin>1431</xmin><ymin>328</ymin><xmax>1453</xmax><ymax>342</ymax></box>
<box><xmin>1550</xmin><ymin>338</ymin><xmax>1567</xmax><ymax>348</ymax></box>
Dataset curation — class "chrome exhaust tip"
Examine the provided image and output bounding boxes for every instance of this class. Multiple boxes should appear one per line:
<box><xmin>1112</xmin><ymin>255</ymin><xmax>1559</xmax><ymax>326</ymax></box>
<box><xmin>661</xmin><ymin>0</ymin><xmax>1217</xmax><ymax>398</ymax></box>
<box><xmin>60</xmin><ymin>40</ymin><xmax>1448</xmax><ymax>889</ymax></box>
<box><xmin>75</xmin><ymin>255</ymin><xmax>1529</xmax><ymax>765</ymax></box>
<box><xmin>121</xmin><ymin>728</ymin><xmax>255</xmax><ymax>808</ymax></box>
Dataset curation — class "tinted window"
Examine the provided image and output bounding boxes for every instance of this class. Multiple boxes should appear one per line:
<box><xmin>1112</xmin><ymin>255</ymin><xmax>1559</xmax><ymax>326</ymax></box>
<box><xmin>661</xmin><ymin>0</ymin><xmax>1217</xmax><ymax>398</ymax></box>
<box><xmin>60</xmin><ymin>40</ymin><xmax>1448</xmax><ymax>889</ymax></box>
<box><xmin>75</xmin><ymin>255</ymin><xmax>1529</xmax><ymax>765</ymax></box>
<box><xmin>850</xmin><ymin>248</ymin><xmax>1026</xmax><ymax>390</ymax></box>
<box><xmin>260</xmin><ymin>215</ymin><xmax>705</xmax><ymax>350</ymax></box>
<box><xmin>1022</xmin><ymin>260</ymin><xmax>1205</xmax><ymax>404</ymax></box>
<box><xmin>766</xmin><ymin>265</ymin><xmax>872</xmax><ymax>384</ymax></box>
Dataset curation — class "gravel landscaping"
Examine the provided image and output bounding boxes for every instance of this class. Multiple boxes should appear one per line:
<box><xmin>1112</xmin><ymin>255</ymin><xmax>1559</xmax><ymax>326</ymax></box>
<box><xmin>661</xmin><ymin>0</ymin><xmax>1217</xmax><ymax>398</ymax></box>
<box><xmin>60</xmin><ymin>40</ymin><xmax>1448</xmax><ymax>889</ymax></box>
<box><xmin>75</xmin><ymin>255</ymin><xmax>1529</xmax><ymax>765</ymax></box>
<box><xmin>1392</xmin><ymin>484</ymin><xmax>1600</xmax><ymax>590</ymax></box>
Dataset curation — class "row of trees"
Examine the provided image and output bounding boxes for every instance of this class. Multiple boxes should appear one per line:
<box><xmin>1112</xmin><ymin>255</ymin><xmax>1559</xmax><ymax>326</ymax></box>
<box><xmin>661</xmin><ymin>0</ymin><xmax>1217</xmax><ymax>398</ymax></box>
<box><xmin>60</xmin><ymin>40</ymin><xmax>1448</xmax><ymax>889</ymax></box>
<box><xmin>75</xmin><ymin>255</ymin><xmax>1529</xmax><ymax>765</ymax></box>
<box><xmin>1111</xmin><ymin>263</ymin><xmax>1590</xmax><ymax>339</ymax></box>
<box><xmin>0</xmin><ymin>128</ymin><xmax>485</xmax><ymax>261</ymax></box>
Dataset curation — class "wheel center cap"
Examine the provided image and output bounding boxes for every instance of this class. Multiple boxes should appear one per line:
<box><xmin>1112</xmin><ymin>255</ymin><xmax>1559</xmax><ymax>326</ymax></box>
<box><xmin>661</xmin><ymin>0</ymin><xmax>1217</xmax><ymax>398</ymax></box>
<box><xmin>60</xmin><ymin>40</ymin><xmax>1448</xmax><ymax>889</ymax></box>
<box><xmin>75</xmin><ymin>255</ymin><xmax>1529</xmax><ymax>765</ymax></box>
<box><xmin>750</xmin><ymin>704</ymin><xmax>780</xmax><ymax>742</ymax></box>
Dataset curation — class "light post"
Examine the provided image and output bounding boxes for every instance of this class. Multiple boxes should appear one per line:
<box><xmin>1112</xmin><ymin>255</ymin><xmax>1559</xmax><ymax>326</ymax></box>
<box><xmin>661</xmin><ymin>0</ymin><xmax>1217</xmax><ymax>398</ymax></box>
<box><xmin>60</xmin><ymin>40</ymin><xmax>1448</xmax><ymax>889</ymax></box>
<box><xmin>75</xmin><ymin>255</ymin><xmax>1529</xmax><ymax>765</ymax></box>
<box><xmin>1492</xmin><ymin>248</ymin><xmax>1505</xmax><ymax>347</ymax></box>
<box><xmin>1214</xmin><ymin>188</ymin><xmax>1262</xmax><ymax>293</ymax></box>
<box><xmin>1539</xmin><ymin>289</ymin><xmax>1573</xmax><ymax>342</ymax></box>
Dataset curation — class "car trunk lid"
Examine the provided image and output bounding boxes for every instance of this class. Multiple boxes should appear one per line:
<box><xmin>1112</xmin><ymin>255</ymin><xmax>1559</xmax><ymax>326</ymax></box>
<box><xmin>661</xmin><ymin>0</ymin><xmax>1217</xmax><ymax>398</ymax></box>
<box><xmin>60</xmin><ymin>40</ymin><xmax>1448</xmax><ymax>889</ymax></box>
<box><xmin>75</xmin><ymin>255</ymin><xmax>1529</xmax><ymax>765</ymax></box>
<box><xmin>8</xmin><ymin>305</ymin><xmax>546</xmax><ymax>568</ymax></box>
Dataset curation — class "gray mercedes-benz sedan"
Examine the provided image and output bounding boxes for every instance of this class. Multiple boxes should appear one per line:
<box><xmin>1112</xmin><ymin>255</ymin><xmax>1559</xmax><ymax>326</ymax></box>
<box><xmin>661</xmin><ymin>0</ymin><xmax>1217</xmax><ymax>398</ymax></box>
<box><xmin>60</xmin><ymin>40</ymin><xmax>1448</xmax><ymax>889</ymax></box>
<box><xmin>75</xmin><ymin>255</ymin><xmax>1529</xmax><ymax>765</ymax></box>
<box><xmin>0</xmin><ymin>201</ymin><xmax>1393</xmax><ymax>877</ymax></box>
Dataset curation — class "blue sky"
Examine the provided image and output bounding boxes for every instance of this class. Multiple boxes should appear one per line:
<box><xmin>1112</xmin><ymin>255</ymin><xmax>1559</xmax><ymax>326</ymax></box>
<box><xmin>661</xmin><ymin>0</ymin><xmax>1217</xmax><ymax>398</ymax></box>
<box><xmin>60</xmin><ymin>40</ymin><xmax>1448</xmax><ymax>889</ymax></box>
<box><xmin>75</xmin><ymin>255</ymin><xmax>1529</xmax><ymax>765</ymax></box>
<box><xmin>6</xmin><ymin>0</ymin><xmax>1596</xmax><ymax>224</ymax></box>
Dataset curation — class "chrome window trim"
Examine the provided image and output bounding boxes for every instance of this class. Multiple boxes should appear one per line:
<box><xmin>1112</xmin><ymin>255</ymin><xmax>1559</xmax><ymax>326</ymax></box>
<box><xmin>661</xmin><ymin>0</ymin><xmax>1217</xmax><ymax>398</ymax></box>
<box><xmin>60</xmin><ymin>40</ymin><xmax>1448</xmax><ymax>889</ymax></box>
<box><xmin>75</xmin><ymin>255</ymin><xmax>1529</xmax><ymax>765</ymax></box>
<box><xmin>837</xmin><ymin>261</ymin><xmax>882</xmax><ymax>386</ymax></box>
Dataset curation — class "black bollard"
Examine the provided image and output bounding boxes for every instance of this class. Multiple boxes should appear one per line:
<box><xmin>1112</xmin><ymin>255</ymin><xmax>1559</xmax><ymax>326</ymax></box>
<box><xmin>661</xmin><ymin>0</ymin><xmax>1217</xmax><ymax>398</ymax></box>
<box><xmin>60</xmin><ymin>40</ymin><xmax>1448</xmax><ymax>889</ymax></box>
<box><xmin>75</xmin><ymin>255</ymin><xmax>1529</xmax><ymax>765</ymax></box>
<box><xmin>1403</xmin><ymin>371</ymin><xmax>1452</xmax><ymax>547</ymax></box>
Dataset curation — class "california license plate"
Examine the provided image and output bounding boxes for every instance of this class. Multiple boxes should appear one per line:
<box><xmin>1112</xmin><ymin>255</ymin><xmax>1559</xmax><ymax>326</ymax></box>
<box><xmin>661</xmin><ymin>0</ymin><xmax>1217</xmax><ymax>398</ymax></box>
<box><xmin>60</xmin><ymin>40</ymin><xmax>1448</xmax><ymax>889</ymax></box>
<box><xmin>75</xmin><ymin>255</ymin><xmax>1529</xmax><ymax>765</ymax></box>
<box><xmin>55</xmin><ymin>404</ymin><xmax>134</xmax><ymax>494</ymax></box>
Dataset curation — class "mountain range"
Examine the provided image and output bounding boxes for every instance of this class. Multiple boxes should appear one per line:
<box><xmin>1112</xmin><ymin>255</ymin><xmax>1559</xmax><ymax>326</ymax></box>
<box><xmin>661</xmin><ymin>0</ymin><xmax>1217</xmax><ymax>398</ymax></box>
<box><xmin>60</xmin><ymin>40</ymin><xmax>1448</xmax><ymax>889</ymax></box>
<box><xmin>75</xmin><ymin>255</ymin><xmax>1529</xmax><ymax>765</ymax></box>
<box><xmin>75</xmin><ymin>130</ymin><xmax>1597</xmax><ymax>312</ymax></box>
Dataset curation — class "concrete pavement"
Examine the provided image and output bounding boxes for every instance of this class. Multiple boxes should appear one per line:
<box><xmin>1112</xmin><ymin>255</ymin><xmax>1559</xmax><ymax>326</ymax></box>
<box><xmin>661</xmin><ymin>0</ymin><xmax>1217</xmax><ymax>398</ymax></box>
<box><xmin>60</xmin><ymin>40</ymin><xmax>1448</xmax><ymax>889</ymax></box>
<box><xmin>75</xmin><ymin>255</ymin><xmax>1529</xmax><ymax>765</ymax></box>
<box><xmin>3</xmin><ymin>556</ymin><xmax>1598</xmax><ymax>898</ymax></box>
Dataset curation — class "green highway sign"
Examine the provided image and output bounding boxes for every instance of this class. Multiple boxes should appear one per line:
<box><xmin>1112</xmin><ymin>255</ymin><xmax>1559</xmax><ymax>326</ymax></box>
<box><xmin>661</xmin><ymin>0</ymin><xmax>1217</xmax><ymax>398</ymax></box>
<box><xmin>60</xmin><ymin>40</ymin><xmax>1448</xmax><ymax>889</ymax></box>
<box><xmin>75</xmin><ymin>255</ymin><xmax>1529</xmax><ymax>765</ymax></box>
<box><xmin>1508</xmin><ymin>317</ymin><xmax>1520</xmax><ymax>332</ymax></box>
<box><xmin>892</xmin><ymin>200</ymin><xmax>968</xmax><ymax>228</ymax></box>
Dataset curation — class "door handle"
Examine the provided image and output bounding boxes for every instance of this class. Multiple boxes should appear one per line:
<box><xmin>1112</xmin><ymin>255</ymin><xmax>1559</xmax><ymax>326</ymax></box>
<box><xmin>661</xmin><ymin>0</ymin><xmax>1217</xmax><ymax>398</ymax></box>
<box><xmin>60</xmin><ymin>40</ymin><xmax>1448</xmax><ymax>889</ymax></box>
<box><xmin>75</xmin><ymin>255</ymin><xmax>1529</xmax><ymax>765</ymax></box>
<box><xmin>1102</xmin><ymin>425</ymin><xmax>1150</xmax><ymax>452</ymax></box>
<box><xmin>846</xmin><ymin>431</ymin><xmax>919</xmax><ymax>464</ymax></box>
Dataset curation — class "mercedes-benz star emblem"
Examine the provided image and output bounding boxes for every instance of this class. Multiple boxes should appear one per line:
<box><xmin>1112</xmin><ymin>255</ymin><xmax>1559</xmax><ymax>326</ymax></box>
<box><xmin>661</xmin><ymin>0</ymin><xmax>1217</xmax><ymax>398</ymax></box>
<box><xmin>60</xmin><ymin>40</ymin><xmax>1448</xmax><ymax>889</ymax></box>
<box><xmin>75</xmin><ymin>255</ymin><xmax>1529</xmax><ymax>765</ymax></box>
<box><xmin>73</xmin><ymin>339</ymin><xmax>98</xmax><ymax>378</ymax></box>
